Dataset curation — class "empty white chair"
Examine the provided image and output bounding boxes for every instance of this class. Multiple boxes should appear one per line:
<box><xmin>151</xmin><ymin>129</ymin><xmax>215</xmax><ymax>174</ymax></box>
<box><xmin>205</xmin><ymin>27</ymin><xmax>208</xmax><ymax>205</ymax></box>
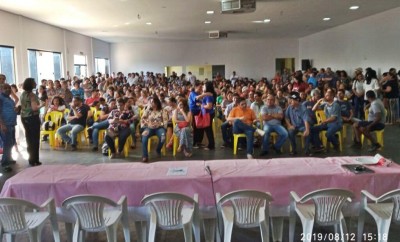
<box><xmin>216</xmin><ymin>190</ymin><xmax>273</xmax><ymax>242</ymax></box>
<box><xmin>357</xmin><ymin>189</ymin><xmax>400</xmax><ymax>242</ymax></box>
<box><xmin>141</xmin><ymin>192</ymin><xmax>200</xmax><ymax>242</ymax></box>
<box><xmin>62</xmin><ymin>195</ymin><xmax>130</xmax><ymax>242</ymax></box>
<box><xmin>0</xmin><ymin>197</ymin><xmax>60</xmax><ymax>242</ymax></box>
<box><xmin>289</xmin><ymin>188</ymin><xmax>353</xmax><ymax>242</ymax></box>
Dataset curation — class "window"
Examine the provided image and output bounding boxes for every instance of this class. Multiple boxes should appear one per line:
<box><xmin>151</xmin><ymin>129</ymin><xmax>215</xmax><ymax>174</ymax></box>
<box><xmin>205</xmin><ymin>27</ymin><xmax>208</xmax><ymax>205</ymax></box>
<box><xmin>28</xmin><ymin>49</ymin><xmax>62</xmax><ymax>81</ymax></box>
<box><xmin>74</xmin><ymin>55</ymin><xmax>87</xmax><ymax>78</ymax></box>
<box><xmin>95</xmin><ymin>58</ymin><xmax>109</xmax><ymax>75</ymax></box>
<box><xmin>0</xmin><ymin>46</ymin><xmax>16</xmax><ymax>84</ymax></box>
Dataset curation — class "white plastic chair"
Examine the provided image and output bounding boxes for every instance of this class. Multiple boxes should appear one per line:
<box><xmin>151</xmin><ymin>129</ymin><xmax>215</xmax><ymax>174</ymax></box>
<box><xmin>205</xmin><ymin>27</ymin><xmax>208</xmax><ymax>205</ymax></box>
<box><xmin>357</xmin><ymin>189</ymin><xmax>400</xmax><ymax>242</ymax></box>
<box><xmin>62</xmin><ymin>195</ymin><xmax>130</xmax><ymax>242</ymax></box>
<box><xmin>0</xmin><ymin>197</ymin><xmax>60</xmax><ymax>242</ymax></box>
<box><xmin>141</xmin><ymin>192</ymin><xmax>200</xmax><ymax>242</ymax></box>
<box><xmin>216</xmin><ymin>190</ymin><xmax>273</xmax><ymax>242</ymax></box>
<box><xmin>289</xmin><ymin>188</ymin><xmax>353</xmax><ymax>242</ymax></box>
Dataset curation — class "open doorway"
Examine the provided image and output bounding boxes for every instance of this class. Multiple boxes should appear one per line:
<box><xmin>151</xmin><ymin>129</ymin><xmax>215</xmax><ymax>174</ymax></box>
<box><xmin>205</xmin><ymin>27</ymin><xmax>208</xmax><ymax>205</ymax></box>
<box><xmin>275</xmin><ymin>58</ymin><xmax>295</xmax><ymax>75</ymax></box>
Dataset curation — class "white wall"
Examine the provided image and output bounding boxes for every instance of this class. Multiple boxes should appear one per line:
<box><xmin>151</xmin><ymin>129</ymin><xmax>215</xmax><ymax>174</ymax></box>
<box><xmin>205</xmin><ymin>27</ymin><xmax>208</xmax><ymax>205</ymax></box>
<box><xmin>299</xmin><ymin>7</ymin><xmax>400</xmax><ymax>76</ymax></box>
<box><xmin>0</xmin><ymin>10</ymin><xmax>111</xmax><ymax>83</ymax></box>
<box><xmin>111</xmin><ymin>38</ymin><xmax>299</xmax><ymax>80</ymax></box>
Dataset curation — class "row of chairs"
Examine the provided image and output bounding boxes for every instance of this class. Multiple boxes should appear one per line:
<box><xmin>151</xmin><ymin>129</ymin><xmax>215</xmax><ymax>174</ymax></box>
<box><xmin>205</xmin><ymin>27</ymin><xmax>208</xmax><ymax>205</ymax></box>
<box><xmin>0</xmin><ymin>188</ymin><xmax>398</xmax><ymax>242</ymax></box>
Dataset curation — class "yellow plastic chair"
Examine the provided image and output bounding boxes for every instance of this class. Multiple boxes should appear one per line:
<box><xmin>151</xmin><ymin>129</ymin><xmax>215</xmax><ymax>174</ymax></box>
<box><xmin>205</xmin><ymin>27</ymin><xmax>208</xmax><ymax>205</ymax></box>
<box><xmin>40</xmin><ymin>111</ymin><xmax>64</xmax><ymax>149</ymax></box>
<box><xmin>315</xmin><ymin>110</ymin><xmax>343</xmax><ymax>151</ymax></box>
<box><xmin>233</xmin><ymin>133</ymin><xmax>247</xmax><ymax>155</ymax></box>
<box><xmin>108</xmin><ymin>136</ymin><xmax>132</xmax><ymax>158</ymax></box>
<box><xmin>171</xmin><ymin>119</ymin><xmax>180</xmax><ymax>156</ymax></box>
<box><xmin>361</xmin><ymin>109</ymin><xmax>386</xmax><ymax>147</ymax></box>
<box><xmin>148</xmin><ymin>135</ymin><xmax>167</xmax><ymax>156</ymax></box>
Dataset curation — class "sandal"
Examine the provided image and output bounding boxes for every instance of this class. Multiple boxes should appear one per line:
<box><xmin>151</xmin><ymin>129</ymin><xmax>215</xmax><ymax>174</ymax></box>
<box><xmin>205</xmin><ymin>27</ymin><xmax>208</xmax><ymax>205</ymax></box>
<box><xmin>166</xmin><ymin>141</ymin><xmax>173</xmax><ymax>149</ymax></box>
<box><xmin>184</xmin><ymin>150</ymin><xmax>192</xmax><ymax>157</ymax></box>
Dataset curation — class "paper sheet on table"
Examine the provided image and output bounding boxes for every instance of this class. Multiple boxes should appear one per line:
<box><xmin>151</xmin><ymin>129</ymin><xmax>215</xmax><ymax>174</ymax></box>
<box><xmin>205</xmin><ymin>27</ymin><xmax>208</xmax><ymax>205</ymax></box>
<box><xmin>167</xmin><ymin>167</ymin><xmax>188</xmax><ymax>176</ymax></box>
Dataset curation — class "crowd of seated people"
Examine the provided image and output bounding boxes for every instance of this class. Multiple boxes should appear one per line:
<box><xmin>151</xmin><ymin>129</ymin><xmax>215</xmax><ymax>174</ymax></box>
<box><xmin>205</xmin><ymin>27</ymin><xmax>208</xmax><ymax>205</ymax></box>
<box><xmin>29</xmin><ymin>66</ymin><xmax>399</xmax><ymax>161</ymax></box>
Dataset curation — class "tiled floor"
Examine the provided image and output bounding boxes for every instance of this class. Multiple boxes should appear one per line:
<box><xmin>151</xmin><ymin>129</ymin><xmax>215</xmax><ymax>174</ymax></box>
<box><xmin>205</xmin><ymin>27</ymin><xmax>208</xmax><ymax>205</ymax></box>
<box><xmin>1</xmin><ymin>124</ymin><xmax>399</xmax><ymax>241</ymax></box>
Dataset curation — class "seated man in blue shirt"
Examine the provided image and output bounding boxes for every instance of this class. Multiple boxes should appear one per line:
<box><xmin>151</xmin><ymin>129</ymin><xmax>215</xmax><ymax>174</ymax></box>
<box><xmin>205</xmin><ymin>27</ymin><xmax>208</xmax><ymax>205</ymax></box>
<box><xmin>260</xmin><ymin>94</ymin><xmax>288</xmax><ymax>156</ymax></box>
<box><xmin>336</xmin><ymin>89</ymin><xmax>353</xmax><ymax>123</ymax></box>
<box><xmin>311</xmin><ymin>90</ymin><xmax>343</xmax><ymax>152</ymax></box>
<box><xmin>285</xmin><ymin>92</ymin><xmax>311</xmax><ymax>156</ymax></box>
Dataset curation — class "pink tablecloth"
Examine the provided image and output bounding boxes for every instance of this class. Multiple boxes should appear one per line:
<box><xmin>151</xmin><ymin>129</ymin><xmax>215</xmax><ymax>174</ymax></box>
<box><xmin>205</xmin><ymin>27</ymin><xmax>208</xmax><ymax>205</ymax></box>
<box><xmin>0</xmin><ymin>161</ymin><xmax>214</xmax><ymax>207</ymax></box>
<box><xmin>206</xmin><ymin>157</ymin><xmax>400</xmax><ymax>205</ymax></box>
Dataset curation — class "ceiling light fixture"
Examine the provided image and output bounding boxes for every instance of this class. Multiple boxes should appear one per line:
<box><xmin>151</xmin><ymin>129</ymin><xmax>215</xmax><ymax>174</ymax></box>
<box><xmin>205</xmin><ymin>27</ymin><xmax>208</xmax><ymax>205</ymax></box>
<box><xmin>349</xmin><ymin>6</ymin><xmax>359</xmax><ymax>10</ymax></box>
<box><xmin>205</xmin><ymin>21</ymin><xmax>211</xmax><ymax>24</ymax></box>
<box><xmin>146</xmin><ymin>22</ymin><xmax>152</xmax><ymax>25</ymax></box>
<box><xmin>323</xmin><ymin>17</ymin><xmax>331</xmax><ymax>21</ymax></box>
<box><xmin>125</xmin><ymin>22</ymin><xmax>131</xmax><ymax>25</ymax></box>
<box><xmin>206</xmin><ymin>11</ymin><xmax>214</xmax><ymax>15</ymax></box>
<box><xmin>252</xmin><ymin>20</ymin><xmax>263</xmax><ymax>23</ymax></box>
<box><xmin>263</xmin><ymin>19</ymin><xmax>271</xmax><ymax>23</ymax></box>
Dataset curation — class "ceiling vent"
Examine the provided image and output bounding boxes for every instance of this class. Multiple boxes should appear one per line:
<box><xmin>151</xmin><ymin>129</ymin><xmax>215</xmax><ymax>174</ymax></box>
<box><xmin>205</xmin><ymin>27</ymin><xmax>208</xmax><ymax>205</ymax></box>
<box><xmin>221</xmin><ymin>0</ymin><xmax>256</xmax><ymax>14</ymax></box>
<box><xmin>209</xmin><ymin>31</ymin><xmax>228</xmax><ymax>39</ymax></box>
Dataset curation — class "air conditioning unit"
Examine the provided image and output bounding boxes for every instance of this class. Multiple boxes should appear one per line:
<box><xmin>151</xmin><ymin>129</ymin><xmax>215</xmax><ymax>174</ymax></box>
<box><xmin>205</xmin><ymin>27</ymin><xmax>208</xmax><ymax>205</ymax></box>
<box><xmin>209</xmin><ymin>31</ymin><xmax>228</xmax><ymax>39</ymax></box>
<box><xmin>221</xmin><ymin>0</ymin><xmax>256</xmax><ymax>14</ymax></box>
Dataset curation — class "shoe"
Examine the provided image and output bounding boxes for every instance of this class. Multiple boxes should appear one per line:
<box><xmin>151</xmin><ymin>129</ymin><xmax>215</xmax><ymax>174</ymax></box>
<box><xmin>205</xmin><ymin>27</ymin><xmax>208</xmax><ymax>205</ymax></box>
<box><xmin>130</xmin><ymin>144</ymin><xmax>136</xmax><ymax>149</ymax></box>
<box><xmin>305</xmin><ymin>150</ymin><xmax>313</xmax><ymax>156</ymax></box>
<box><xmin>29</xmin><ymin>161</ymin><xmax>42</xmax><ymax>166</ymax></box>
<box><xmin>247</xmin><ymin>154</ymin><xmax>254</xmax><ymax>159</ymax></box>
<box><xmin>259</xmin><ymin>150</ymin><xmax>269</xmax><ymax>156</ymax></box>
<box><xmin>350</xmin><ymin>142</ymin><xmax>362</xmax><ymax>149</ymax></box>
<box><xmin>272</xmin><ymin>146</ymin><xmax>282</xmax><ymax>155</ymax></box>
<box><xmin>177</xmin><ymin>146</ymin><xmax>182</xmax><ymax>152</ymax></box>
<box><xmin>368</xmin><ymin>143</ymin><xmax>381</xmax><ymax>152</ymax></box>
<box><xmin>220</xmin><ymin>143</ymin><xmax>228</xmax><ymax>148</ymax></box>
<box><xmin>142</xmin><ymin>157</ymin><xmax>149</xmax><ymax>163</ymax></box>
<box><xmin>333</xmin><ymin>144</ymin><xmax>340</xmax><ymax>152</ymax></box>
<box><xmin>184</xmin><ymin>150</ymin><xmax>193</xmax><ymax>157</ymax></box>
<box><xmin>193</xmin><ymin>144</ymin><xmax>200</xmax><ymax>149</ymax></box>
<box><xmin>71</xmin><ymin>145</ymin><xmax>77</xmax><ymax>151</ymax></box>
<box><xmin>313</xmin><ymin>146</ymin><xmax>325</xmax><ymax>153</ymax></box>
<box><xmin>256</xmin><ymin>129</ymin><xmax>266</xmax><ymax>137</ymax></box>
<box><xmin>238</xmin><ymin>147</ymin><xmax>243</xmax><ymax>151</ymax></box>
<box><xmin>289</xmin><ymin>151</ymin><xmax>298</xmax><ymax>156</ymax></box>
<box><xmin>92</xmin><ymin>147</ymin><xmax>98</xmax><ymax>152</ymax></box>
<box><xmin>2</xmin><ymin>166</ymin><xmax>12</xmax><ymax>172</ymax></box>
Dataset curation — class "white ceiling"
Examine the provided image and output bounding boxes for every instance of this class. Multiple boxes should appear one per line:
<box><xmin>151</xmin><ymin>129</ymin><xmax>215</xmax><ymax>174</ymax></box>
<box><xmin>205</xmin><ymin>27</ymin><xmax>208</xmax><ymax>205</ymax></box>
<box><xmin>0</xmin><ymin>0</ymin><xmax>399</xmax><ymax>43</ymax></box>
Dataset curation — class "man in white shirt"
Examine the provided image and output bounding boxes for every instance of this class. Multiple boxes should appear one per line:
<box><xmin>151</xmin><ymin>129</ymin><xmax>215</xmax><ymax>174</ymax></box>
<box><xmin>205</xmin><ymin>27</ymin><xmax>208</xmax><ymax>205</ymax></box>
<box><xmin>187</xmin><ymin>72</ymin><xmax>196</xmax><ymax>86</ymax></box>
<box><xmin>352</xmin><ymin>90</ymin><xmax>386</xmax><ymax>152</ymax></box>
<box><xmin>230</xmin><ymin>71</ymin><xmax>239</xmax><ymax>86</ymax></box>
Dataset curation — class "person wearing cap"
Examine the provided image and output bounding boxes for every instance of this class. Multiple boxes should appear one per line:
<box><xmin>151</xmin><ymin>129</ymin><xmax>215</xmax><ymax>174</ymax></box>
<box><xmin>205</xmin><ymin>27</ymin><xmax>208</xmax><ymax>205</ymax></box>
<box><xmin>311</xmin><ymin>90</ymin><xmax>343</xmax><ymax>152</ymax></box>
<box><xmin>227</xmin><ymin>97</ymin><xmax>265</xmax><ymax>159</ymax></box>
<box><xmin>352</xmin><ymin>72</ymin><xmax>365</xmax><ymax>119</ymax></box>
<box><xmin>285</xmin><ymin>91</ymin><xmax>311</xmax><ymax>155</ymax></box>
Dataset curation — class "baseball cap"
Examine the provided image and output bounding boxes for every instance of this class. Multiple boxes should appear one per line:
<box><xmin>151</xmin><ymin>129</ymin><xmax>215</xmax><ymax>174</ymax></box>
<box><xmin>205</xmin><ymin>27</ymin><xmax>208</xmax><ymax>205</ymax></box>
<box><xmin>289</xmin><ymin>92</ymin><xmax>301</xmax><ymax>101</ymax></box>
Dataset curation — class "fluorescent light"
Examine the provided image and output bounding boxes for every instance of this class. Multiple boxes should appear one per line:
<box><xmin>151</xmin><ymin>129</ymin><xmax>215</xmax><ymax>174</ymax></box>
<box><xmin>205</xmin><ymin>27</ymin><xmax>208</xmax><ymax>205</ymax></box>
<box><xmin>263</xmin><ymin>19</ymin><xmax>271</xmax><ymax>23</ymax></box>
<box><xmin>146</xmin><ymin>22</ymin><xmax>152</xmax><ymax>25</ymax></box>
<box><xmin>206</xmin><ymin>10</ymin><xmax>214</xmax><ymax>15</ymax></box>
<box><xmin>125</xmin><ymin>22</ymin><xmax>131</xmax><ymax>25</ymax></box>
<box><xmin>205</xmin><ymin>21</ymin><xmax>211</xmax><ymax>24</ymax></box>
<box><xmin>252</xmin><ymin>20</ymin><xmax>263</xmax><ymax>23</ymax></box>
<box><xmin>349</xmin><ymin>6</ymin><xmax>359</xmax><ymax>10</ymax></box>
<box><xmin>323</xmin><ymin>17</ymin><xmax>331</xmax><ymax>21</ymax></box>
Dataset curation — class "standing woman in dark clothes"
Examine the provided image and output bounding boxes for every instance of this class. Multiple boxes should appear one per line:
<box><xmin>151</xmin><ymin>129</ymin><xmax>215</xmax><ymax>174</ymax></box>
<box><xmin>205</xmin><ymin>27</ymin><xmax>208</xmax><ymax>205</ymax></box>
<box><xmin>20</xmin><ymin>78</ymin><xmax>43</xmax><ymax>166</ymax></box>
<box><xmin>202</xmin><ymin>81</ymin><xmax>217</xmax><ymax>150</ymax></box>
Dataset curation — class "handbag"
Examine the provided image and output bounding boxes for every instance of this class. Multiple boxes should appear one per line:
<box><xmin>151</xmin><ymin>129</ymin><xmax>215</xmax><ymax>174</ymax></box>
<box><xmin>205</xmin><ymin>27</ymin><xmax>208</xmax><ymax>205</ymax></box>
<box><xmin>195</xmin><ymin>111</ymin><xmax>210</xmax><ymax>128</ymax></box>
<box><xmin>177</xmin><ymin>121</ymin><xmax>189</xmax><ymax>129</ymax></box>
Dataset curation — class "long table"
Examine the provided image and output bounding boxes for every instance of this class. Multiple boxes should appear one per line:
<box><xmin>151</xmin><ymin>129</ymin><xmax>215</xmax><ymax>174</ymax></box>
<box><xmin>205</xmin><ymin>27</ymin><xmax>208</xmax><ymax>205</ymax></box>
<box><xmin>1</xmin><ymin>157</ymin><xmax>400</xmax><ymax>242</ymax></box>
